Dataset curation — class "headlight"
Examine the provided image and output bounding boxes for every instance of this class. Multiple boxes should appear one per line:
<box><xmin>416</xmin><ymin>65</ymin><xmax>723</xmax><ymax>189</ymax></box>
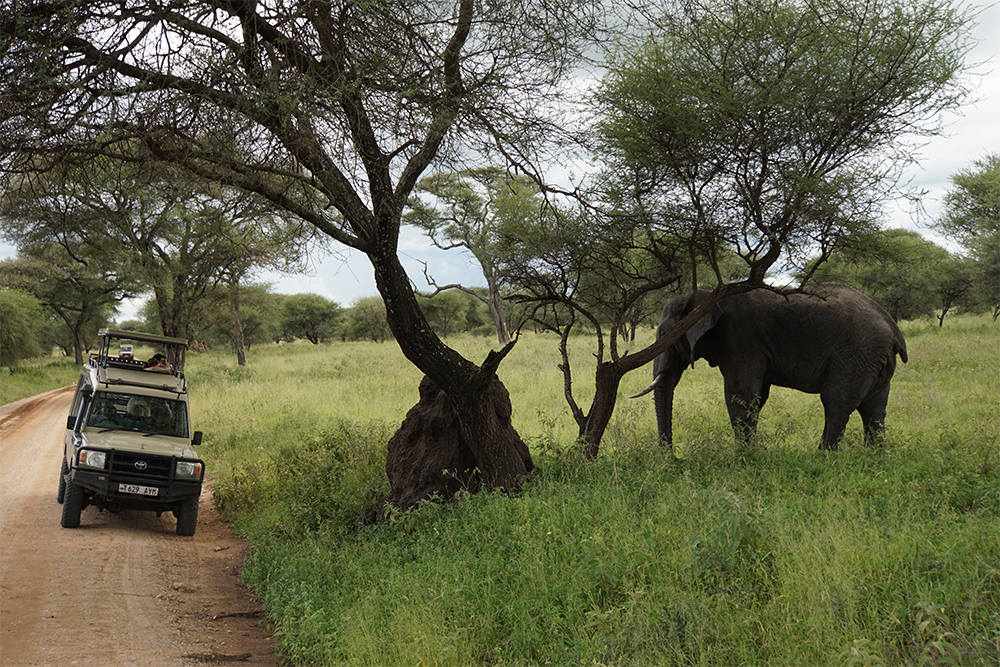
<box><xmin>78</xmin><ymin>450</ymin><xmax>107</xmax><ymax>469</ymax></box>
<box><xmin>176</xmin><ymin>461</ymin><xmax>203</xmax><ymax>479</ymax></box>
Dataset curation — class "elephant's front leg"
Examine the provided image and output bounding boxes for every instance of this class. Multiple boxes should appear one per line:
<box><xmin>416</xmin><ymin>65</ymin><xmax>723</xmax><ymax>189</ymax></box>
<box><xmin>724</xmin><ymin>379</ymin><xmax>770</xmax><ymax>445</ymax></box>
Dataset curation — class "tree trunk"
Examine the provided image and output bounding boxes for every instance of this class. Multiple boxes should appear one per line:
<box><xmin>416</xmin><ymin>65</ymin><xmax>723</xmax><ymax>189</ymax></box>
<box><xmin>372</xmin><ymin>245</ymin><xmax>532</xmax><ymax>509</ymax></box>
<box><xmin>230</xmin><ymin>282</ymin><xmax>246</xmax><ymax>366</ymax></box>
<box><xmin>580</xmin><ymin>362</ymin><xmax>625</xmax><ymax>459</ymax></box>
<box><xmin>486</xmin><ymin>275</ymin><xmax>511</xmax><ymax>345</ymax></box>
<box><xmin>70</xmin><ymin>328</ymin><xmax>84</xmax><ymax>366</ymax></box>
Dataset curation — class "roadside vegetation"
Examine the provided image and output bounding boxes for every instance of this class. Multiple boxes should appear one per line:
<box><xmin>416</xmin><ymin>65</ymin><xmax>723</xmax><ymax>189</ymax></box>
<box><xmin>0</xmin><ymin>355</ymin><xmax>78</xmax><ymax>405</ymax></box>
<box><xmin>183</xmin><ymin>313</ymin><xmax>997</xmax><ymax>667</ymax></box>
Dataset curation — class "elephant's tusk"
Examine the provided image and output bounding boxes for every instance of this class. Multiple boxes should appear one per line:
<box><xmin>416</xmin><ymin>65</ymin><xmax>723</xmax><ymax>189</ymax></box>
<box><xmin>629</xmin><ymin>374</ymin><xmax>662</xmax><ymax>399</ymax></box>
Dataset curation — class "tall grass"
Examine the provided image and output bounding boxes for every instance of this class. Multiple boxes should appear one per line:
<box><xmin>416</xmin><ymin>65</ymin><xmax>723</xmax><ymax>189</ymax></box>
<box><xmin>192</xmin><ymin>316</ymin><xmax>997</xmax><ymax>666</ymax></box>
<box><xmin>0</xmin><ymin>356</ymin><xmax>78</xmax><ymax>404</ymax></box>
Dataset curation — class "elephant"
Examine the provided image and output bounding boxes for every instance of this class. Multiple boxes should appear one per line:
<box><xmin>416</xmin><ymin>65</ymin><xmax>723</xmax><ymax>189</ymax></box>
<box><xmin>631</xmin><ymin>283</ymin><xmax>908</xmax><ymax>451</ymax></box>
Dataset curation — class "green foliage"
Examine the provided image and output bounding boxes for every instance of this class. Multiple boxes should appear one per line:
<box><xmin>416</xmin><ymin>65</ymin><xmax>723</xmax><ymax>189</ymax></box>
<box><xmin>682</xmin><ymin>491</ymin><xmax>776</xmax><ymax>603</ymax></box>
<box><xmin>594</xmin><ymin>0</ymin><xmax>975</xmax><ymax>283</ymax></box>
<box><xmin>281</xmin><ymin>292</ymin><xmax>342</xmax><ymax>344</ymax></box>
<box><xmin>0</xmin><ymin>247</ymin><xmax>122</xmax><ymax>362</ymax></box>
<box><xmin>345</xmin><ymin>295</ymin><xmax>392</xmax><ymax>343</ymax></box>
<box><xmin>839</xmin><ymin>639</ymin><xmax>887</xmax><ymax>667</ymax></box>
<box><xmin>416</xmin><ymin>290</ymin><xmax>492</xmax><ymax>338</ymax></box>
<box><xmin>196</xmin><ymin>283</ymin><xmax>284</xmax><ymax>350</ymax></box>
<box><xmin>935</xmin><ymin>153</ymin><xmax>1000</xmax><ymax>316</ymax></box>
<box><xmin>805</xmin><ymin>229</ymin><xmax>958</xmax><ymax>321</ymax></box>
<box><xmin>186</xmin><ymin>314</ymin><xmax>998</xmax><ymax>666</ymax></box>
<box><xmin>0</xmin><ymin>287</ymin><xmax>43</xmax><ymax>366</ymax></box>
<box><xmin>212</xmin><ymin>419</ymin><xmax>391</xmax><ymax>540</ymax></box>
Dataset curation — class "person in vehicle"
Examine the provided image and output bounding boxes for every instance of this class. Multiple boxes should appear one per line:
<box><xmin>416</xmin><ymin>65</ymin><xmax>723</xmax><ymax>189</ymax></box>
<box><xmin>144</xmin><ymin>353</ymin><xmax>173</xmax><ymax>373</ymax></box>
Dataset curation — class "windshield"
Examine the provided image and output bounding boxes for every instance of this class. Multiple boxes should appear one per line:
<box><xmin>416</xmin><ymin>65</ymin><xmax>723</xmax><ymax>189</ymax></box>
<box><xmin>87</xmin><ymin>391</ymin><xmax>189</xmax><ymax>438</ymax></box>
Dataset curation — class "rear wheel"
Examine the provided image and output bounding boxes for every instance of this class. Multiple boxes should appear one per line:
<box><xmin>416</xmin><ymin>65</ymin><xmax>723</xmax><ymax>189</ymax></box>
<box><xmin>60</xmin><ymin>478</ymin><xmax>83</xmax><ymax>528</ymax></box>
<box><xmin>175</xmin><ymin>497</ymin><xmax>199</xmax><ymax>536</ymax></box>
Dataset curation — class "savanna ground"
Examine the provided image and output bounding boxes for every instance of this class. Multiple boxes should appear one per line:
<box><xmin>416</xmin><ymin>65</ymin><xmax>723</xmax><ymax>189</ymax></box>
<box><xmin>3</xmin><ymin>315</ymin><xmax>997</xmax><ymax>666</ymax></box>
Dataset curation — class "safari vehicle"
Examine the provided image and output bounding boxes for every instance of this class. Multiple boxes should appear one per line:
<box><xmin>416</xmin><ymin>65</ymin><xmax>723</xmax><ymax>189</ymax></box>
<box><xmin>59</xmin><ymin>329</ymin><xmax>205</xmax><ymax>536</ymax></box>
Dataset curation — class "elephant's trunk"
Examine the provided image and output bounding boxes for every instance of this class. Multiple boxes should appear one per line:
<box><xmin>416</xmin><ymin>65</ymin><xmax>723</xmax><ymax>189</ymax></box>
<box><xmin>653</xmin><ymin>373</ymin><xmax>680</xmax><ymax>448</ymax></box>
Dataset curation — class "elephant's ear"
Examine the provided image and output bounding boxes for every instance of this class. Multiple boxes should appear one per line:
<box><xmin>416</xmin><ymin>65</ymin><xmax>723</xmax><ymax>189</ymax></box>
<box><xmin>683</xmin><ymin>303</ymin><xmax>721</xmax><ymax>366</ymax></box>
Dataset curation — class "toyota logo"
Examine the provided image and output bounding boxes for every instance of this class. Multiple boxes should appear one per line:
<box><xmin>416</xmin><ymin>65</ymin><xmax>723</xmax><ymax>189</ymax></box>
<box><xmin>134</xmin><ymin>460</ymin><xmax>148</xmax><ymax>470</ymax></box>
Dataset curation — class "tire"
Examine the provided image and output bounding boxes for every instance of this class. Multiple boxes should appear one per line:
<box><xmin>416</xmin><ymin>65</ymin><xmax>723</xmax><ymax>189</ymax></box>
<box><xmin>57</xmin><ymin>458</ymin><xmax>68</xmax><ymax>504</ymax></box>
<box><xmin>175</xmin><ymin>497</ymin><xmax>199</xmax><ymax>536</ymax></box>
<box><xmin>61</xmin><ymin>478</ymin><xmax>84</xmax><ymax>528</ymax></box>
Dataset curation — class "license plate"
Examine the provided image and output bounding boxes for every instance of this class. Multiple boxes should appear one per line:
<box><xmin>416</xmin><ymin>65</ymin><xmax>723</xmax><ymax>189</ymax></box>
<box><xmin>118</xmin><ymin>483</ymin><xmax>159</xmax><ymax>497</ymax></box>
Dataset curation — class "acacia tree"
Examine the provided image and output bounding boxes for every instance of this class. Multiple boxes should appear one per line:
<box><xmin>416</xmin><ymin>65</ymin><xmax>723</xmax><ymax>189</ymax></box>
<box><xmin>0</xmin><ymin>245</ymin><xmax>125</xmax><ymax>364</ymax></box>
<box><xmin>568</xmin><ymin>0</ymin><xmax>975</xmax><ymax>455</ymax></box>
<box><xmin>2</xmin><ymin>0</ymin><xmax>606</xmax><ymax>507</ymax></box>
<box><xmin>504</xmin><ymin>205</ymin><xmax>684</xmax><ymax>443</ymax></box>
<box><xmin>935</xmin><ymin>153</ymin><xmax>1000</xmax><ymax>319</ymax></box>
<box><xmin>347</xmin><ymin>296</ymin><xmax>392</xmax><ymax>344</ymax></box>
<box><xmin>0</xmin><ymin>288</ymin><xmax>45</xmax><ymax>366</ymax></box>
<box><xmin>282</xmin><ymin>293</ymin><xmax>342</xmax><ymax>344</ymax></box>
<box><xmin>406</xmin><ymin>168</ymin><xmax>545</xmax><ymax>344</ymax></box>
<box><xmin>0</xmin><ymin>156</ymin><xmax>313</xmax><ymax>345</ymax></box>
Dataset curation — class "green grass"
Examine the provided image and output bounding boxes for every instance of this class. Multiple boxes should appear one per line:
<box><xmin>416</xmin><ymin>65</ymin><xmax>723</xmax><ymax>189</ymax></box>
<box><xmin>193</xmin><ymin>317</ymin><xmax>998</xmax><ymax>666</ymax></box>
<box><xmin>11</xmin><ymin>318</ymin><xmax>996</xmax><ymax>666</ymax></box>
<box><xmin>0</xmin><ymin>355</ymin><xmax>78</xmax><ymax>404</ymax></box>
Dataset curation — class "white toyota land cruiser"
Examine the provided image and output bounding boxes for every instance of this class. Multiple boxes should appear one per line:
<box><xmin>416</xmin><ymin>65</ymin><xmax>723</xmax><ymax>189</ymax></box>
<box><xmin>59</xmin><ymin>328</ymin><xmax>205</xmax><ymax>536</ymax></box>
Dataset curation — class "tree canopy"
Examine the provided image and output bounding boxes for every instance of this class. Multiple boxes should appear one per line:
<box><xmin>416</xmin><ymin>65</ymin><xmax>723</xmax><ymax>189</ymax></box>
<box><xmin>282</xmin><ymin>293</ymin><xmax>342</xmax><ymax>345</ymax></box>
<box><xmin>593</xmin><ymin>0</ymin><xmax>975</xmax><ymax>286</ymax></box>
<box><xmin>0</xmin><ymin>153</ymin><xmax>317</xmax><ymax>342</ymax></box>
<box><xmin>0</xmin><ymin>288</ymin><xmax>45</xmax><ymax>366</ymax></box>
<box><xmin>0</xmin><ymin>244</ymin><xmax>124</xmax><ymax>363</ymax></box>
<box><xmin>935</xmin><ymin>153</ymin><xmax>1000</xmax><ymax>318</ymax></box>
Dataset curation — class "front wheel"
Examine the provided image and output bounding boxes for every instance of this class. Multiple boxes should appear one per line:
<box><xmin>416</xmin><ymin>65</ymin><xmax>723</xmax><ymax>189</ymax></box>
<box><xmin>57</xmin><ymin>458</ymin><xmax>68</xmax><ymax>504</ymax></box>
<box><xmin>60</xmin><ymin>479</ymin><xmax>83</xmax><ymax>528</ymax></box>
<box><xmin>175</xmin><ymin>497</ymin><xmax>199</xmax><ymax>536</ymax></box>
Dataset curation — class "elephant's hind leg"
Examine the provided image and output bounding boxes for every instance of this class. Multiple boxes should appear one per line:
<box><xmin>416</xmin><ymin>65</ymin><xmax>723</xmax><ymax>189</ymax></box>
<box><xmin>819</xmin><ymin>394</ymin><xmax>854</xmax><ymax>450</ymax></box>
<box><xmin>857</xmin><ymin>383</ymin><xmax>891</xmax><ymax>446</ymax></box>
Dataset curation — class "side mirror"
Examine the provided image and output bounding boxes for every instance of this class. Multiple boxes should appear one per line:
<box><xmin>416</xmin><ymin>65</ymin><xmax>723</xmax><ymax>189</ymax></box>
<box><xmin>67</xmin><ymin>416</ymin><xmax>77</xmax><ymax>430</ymax></box>
<box><xmin>82</xmin><ymin>383</ymin><xmax>94</xmax><ymax>398</ymax></box>
<box><xmin>191</xmin><ymin>431</ymin><xmax>203</xmax><ymax>446</ymax></box>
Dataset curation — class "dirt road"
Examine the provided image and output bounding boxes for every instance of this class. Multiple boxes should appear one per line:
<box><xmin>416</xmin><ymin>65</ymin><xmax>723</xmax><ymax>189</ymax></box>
<box><xmin>0</xmin><ymin>388</ymin><xmax>280</xmax><ymax>667</ymax></box>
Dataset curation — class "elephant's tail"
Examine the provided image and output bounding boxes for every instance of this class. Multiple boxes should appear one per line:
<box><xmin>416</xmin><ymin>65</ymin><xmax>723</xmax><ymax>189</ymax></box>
<box><xmin>894</xmin><ymin>330</ymin><xmax>908</xmax><ymax>364</ymax></box>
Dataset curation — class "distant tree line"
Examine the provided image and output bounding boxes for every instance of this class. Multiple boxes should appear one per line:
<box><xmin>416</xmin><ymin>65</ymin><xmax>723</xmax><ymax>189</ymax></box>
<box><xmin>2</xmin><ymin>153</ymin><xmax>996</xmax><ymax>365</ymax></box>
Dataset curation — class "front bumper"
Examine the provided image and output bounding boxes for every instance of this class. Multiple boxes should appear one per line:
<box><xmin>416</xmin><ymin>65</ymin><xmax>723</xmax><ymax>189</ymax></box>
<box><xmin>70</xmin><ymin>467</ymin><xmax>202</xmax><ymax>505</ymax></box>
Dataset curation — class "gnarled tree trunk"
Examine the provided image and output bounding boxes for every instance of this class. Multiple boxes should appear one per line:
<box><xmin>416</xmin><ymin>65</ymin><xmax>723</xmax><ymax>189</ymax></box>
<box><xmin>373</xmin><ymin>246</ymin><xmax>533</xmax><ymax>511</ymax></box>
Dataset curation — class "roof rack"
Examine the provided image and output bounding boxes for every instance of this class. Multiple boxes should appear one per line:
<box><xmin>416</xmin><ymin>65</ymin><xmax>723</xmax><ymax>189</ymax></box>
<box><xmin>92</xmin><ymin>329</ymin><xmax>188</xmax><ymax>393</ymax></box>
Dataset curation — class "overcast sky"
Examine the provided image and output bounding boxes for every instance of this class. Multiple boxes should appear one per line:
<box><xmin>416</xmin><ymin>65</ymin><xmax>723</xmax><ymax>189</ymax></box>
<box><xmin>3</xmin><ymin>4</ymin><xmax>997</xmax><ymax>319</ymax></box>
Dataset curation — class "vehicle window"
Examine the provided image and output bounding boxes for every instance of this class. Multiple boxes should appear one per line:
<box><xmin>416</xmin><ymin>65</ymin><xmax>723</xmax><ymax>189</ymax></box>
<box><xmin>87</xmin><ymin>391</ymin><xmax>189</xmax><ymax>438</ymax></box>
